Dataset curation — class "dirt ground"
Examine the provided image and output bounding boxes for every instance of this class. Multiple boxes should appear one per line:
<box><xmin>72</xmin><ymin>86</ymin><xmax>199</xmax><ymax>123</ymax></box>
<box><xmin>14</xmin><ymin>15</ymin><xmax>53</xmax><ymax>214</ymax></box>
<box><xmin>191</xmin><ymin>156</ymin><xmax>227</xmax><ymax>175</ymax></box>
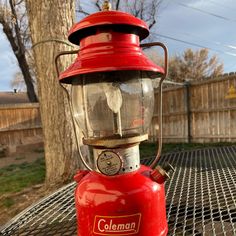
<box><xmin>0</xmin><ymin>184</ymin><xmax>49</xmax><ymax>227</ymax></box>
<box><xmin>0</xmin><ymin>143</ymin><xmax>50</xmax><ymax>228</ymax></box>
<box><xmin>0</xmin><ymin>143</ymin><xmax>43</xmax><ymax>168</ymax></box>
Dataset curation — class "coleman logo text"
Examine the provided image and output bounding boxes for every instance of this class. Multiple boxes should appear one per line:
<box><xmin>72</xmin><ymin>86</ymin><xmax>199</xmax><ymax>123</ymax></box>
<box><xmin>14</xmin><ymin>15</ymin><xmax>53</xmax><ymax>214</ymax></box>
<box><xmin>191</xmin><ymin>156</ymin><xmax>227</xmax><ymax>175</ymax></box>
<box><xmin>93</xmin><ymin>214</ymin><xmax>141</xmax><ymax>235</ymax></box>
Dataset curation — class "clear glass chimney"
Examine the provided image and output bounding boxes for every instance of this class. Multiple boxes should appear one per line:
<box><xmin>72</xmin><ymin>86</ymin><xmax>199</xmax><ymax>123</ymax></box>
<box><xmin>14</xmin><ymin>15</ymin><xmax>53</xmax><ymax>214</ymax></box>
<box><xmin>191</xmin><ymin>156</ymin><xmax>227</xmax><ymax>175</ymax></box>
<box><xmin>71</xmin><ymin>71</ymin><xmax>156</xmax><ymax>141</ymax></box>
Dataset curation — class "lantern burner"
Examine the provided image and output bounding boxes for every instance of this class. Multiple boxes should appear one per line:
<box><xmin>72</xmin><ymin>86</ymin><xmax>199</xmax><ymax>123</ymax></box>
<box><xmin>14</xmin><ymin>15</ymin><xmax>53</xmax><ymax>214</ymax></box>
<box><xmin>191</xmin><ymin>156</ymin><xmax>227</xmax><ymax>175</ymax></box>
<box><xmin>94</xmin><ymin>145</ymin><xmax>140</xmax><ymax>175</ymax></box>
<box><xmin>84</xmin><ymin>134</ymin><xmax>148</xmax><ymax>175</ymax></box>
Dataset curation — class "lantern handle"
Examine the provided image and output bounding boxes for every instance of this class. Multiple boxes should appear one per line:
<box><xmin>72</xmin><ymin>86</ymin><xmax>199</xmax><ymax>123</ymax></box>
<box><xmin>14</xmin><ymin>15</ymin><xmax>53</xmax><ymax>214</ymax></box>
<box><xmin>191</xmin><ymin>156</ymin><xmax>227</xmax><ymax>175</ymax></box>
<box><xmin>55</xmin><ymin>50</ymin><xmax>79</xmax><ymax>77</ymax></box>
<box><xmin>140</xmin><ymin>42</ymin><xmax>168</xmax><ymax>169</ymax></box>
<box><xmin>55</xmin><ymin>50</ymin><xmax>93</xmax><ymax>171</ymax></box>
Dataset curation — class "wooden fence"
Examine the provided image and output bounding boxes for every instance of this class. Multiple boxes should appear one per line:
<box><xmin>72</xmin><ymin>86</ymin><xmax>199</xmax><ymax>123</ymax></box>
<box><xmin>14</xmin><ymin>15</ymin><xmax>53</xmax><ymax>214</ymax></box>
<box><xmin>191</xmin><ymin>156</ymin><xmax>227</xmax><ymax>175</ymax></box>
<box><xmin>0</xmin><ymin>74</ymin><xmax>236</xmax><ymax>147</ymax></box>
<box><xmin>149</xmin><ymin>74</ymin><xmax>236</xmax><ymax>143</ymax></box>
<box><xmin>0</xmin><ymin>103</ymin><xmax>42</xmax><ymax>146</ymax></box>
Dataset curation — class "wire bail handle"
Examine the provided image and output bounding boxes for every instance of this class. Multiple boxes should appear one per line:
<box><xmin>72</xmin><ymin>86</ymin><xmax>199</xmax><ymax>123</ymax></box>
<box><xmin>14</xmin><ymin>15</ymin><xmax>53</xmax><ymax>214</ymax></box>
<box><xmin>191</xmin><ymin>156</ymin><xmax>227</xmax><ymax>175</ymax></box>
<box><xmin>55</xmin><ymin>50</ymin><xmax>93</xmax><ymax>171</ymax></box>
<box><xmin>55</xmin><ymin>42</ymin><xmax>168</xmax><ymax>170</ymax></box>
<box><xmin>140</xmin><ymin>42</ymin><xmax>168</xmax><ymax>169</ymax></box>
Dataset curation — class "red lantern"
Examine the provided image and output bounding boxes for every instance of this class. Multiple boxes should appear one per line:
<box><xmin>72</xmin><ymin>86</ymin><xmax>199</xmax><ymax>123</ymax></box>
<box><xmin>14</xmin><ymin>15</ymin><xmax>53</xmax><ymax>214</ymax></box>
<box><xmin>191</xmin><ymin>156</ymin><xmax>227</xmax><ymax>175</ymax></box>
<box><xmin>56</xmin><ymin>5</ymin><xmax>172</xmax><ymax>236</ymax></box>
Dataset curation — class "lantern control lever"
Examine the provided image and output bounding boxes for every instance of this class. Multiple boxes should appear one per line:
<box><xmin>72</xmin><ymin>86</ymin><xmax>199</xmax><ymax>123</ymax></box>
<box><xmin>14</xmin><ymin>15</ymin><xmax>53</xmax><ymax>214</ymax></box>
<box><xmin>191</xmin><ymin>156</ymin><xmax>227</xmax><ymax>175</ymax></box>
<box><xmin>150</xmin><ymin>163</ymin><xmax>174</xmax><ymax>184</ymax></box>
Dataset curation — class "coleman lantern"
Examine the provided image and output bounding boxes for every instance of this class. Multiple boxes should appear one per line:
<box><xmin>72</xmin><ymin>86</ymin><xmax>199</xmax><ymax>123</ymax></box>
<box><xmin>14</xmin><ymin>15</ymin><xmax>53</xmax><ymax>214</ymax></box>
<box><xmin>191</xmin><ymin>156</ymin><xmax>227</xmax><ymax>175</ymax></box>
<box><xmin>56</xmin><ymin>2</ymin><xmax>173</xmax><ymax>236</ymax></box>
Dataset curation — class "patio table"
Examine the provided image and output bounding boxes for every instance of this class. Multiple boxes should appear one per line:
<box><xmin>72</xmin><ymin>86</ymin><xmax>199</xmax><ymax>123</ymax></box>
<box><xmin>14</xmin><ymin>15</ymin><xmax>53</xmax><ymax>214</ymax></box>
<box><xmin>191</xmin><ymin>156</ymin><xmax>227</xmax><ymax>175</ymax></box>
<box><xmin>1</xmin><ymin>145</ymin><xmax>236</xmax><ymax>236</ymax></box>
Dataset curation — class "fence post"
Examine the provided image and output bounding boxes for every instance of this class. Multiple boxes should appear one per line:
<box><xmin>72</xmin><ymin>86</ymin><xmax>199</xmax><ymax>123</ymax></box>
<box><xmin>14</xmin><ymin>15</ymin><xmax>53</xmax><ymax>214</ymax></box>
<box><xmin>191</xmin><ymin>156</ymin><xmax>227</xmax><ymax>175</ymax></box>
<box><xmin>184</xmin><ymin>82</ymin><xmax>191</xmax><ymax>143</ymax></box>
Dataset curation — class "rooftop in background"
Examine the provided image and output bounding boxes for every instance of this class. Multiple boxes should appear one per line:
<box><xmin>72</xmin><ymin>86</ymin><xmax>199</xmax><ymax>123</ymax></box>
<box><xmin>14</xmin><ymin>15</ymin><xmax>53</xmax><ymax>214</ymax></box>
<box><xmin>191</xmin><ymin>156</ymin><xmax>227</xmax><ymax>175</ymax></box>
<box><xmin>0</xmin><ymin>91</ymin><xmax>29</xmax><ymax>104</ymax></box>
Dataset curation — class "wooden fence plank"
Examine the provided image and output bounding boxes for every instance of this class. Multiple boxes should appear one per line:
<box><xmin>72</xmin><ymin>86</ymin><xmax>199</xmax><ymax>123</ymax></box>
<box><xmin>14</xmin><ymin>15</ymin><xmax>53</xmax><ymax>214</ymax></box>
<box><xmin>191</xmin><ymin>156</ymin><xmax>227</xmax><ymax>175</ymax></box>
<box><xmin>1</xmin><ymin>75</ymin><xmax>236</xmax><ymax>147</ymax></box>
<box><xmin>151</xmin><ymin>75</ymin><xmax>236</xmax><ymax>143</ymax></box>
<box><xmin>0</xmin><ymin>104</ymin><xmax>42</xmax><ymax>146</ymax></box>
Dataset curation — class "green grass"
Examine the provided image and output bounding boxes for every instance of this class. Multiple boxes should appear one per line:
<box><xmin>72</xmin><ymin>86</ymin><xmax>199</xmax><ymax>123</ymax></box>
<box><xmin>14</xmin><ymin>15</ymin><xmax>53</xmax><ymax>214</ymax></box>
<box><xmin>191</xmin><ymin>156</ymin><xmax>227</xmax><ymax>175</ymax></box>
<box><xmin>2</xmin><ymin>197</ymin><xmax>15</xmax><ymax>208</ymax></box>
<box><xmin>14</xmin><ymin>156</ymin><xmax>26</xmax><ymax>161</ymax></box>
<box><xmin>0</xmin><ymin>158</ymin><xmax>45</xmax><ymax>194</ymax></box>
<box><xmin>33</xmin><ymin>147</ymin><xmax>45</xmax><ymax>153</ymax></box>
<box><xmin>140</xmin><ymin>142</ymin><xmax>236</xmax><ymax>158</ymax></box>
<box><xmin>0</xmin><ymin>142</ymin><xmax>235</xmax><ymax>195</ymax></box>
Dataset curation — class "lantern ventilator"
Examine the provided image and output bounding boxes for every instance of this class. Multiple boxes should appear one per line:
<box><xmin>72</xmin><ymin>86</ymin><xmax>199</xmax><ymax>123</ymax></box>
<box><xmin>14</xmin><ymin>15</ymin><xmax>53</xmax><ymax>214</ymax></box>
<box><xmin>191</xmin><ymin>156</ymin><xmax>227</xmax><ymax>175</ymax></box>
<box><xmin>56</xmin><ymin>3</ymin><xmax>174</xmax><ymax>236</ymax></box>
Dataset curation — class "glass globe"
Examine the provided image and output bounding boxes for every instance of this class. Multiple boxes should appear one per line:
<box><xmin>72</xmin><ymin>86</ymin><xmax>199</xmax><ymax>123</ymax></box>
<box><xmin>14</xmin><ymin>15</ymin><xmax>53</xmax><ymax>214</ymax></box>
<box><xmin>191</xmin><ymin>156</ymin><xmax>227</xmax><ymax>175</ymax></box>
<box><xmin>71</xmin><ymin>71</ymin><xmax>156</xmax><ymax>140</ymax></box>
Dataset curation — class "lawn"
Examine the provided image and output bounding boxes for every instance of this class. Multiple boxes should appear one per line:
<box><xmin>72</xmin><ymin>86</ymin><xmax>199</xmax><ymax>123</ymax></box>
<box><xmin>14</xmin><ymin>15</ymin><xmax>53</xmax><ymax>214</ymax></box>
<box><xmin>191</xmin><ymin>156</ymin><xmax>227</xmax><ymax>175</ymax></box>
<box><xmin>139</xmin><ymin>141</ymin><xmax>236</xmax><ymax>158</ymax></box>
<box><xmin>0</xmin><ymin>157</ymin><xmax>45</xmax><ymax>225</ymax></box>
<box><xmin>0</xmin><ymin>143</ymin><xmax>178</xmax><ymax>196</ymax></box>
<box><xmin>1</xmin><ymin>142</ymin><xmax>235</xmax><ymax>196</ymax></box>
<box><xmin>0</xmin><ymin>158</ymin><xmax>45</xmax><ymax>195</ymax></box>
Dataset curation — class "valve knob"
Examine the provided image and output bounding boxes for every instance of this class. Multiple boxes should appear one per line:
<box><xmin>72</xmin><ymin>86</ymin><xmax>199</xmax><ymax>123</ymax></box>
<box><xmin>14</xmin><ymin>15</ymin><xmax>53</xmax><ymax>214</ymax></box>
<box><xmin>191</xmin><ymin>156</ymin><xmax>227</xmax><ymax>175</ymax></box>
<box><xmin>150</xmin><ymin>163</ymin><xmax>174</xmax><ymax>184</ymax></box>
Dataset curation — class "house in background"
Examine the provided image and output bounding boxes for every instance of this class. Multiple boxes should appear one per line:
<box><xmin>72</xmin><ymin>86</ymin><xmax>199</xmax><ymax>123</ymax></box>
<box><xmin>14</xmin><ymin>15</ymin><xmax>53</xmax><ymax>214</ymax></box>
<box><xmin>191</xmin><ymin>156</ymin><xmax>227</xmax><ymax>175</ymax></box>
<box><xmin>0</xmin><ymin>90</ymin><xmax>30</xmax><ymax>104</ymax></box>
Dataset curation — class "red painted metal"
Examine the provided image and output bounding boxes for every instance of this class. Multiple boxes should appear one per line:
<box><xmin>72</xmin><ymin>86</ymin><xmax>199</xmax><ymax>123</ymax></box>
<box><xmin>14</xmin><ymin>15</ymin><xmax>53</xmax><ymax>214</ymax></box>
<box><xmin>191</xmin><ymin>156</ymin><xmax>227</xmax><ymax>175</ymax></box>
<box><xmin>150</xmin><ymin>168</ymin><xmax>167</xmax><ymax>184</ymax></box>
<box><xmin>68</xmin><ymin>11</ymin><xmax>149</xmax><ymax>43</ymax></box>
<box><xmin>60</xmin><ymin>10</ymin><xmax>168</xmax><ymax>236</ymax></box>
<box><xmin>59</xmin><ymin>11</ymin><xmax>164</xmax><ymax>83</ymax></box>
<box><xmin>74</xmin><ymin>165</ymin><xmax>168</xmax><ymax>236</ymax></box>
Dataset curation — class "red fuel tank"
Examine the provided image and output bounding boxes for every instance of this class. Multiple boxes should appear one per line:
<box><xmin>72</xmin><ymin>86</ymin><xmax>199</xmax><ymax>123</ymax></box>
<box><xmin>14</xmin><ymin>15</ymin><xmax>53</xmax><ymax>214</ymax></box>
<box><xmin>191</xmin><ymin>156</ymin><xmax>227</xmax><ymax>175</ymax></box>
<box><xmin>74</xmin><ymin>165</ymin><xmax>168</xmax><ymax>236</ymax></box>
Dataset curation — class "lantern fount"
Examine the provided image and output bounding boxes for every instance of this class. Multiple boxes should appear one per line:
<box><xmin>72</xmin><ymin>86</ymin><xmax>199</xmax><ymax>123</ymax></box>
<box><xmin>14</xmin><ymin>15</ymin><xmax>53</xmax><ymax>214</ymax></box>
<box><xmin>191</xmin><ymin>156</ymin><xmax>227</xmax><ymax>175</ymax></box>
<box><xmin>56</xmin><ymin>8</ymin><xmax>171</xmax><ymax>236</ymax></box>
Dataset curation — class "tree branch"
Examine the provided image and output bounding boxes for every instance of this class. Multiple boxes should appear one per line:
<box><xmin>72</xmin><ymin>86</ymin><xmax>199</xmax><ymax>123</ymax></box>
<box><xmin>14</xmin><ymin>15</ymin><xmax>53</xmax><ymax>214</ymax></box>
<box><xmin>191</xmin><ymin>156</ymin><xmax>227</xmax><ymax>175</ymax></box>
<box><xmin>15</xmin><ymin>0</ymin><xmax>24</xmax><ymax>5</ymax></box>
<box><xmin>140</xmin><ymin>1</ymin><xmax>144</xmax><ymax>20</ymax></box>
<box><xmin>9</xmin><ymin>0</ymin><xmax>25</xmax><ymax>53</ymax></box>
<box><xmin>0</xmin><ymin>17</ymin><xmax>19</xmax><ymax>53</ymax></box>
<box><xmin>0</xmin><ymin>0</ymin><xmax>38</xmax><ymax>102</ymax></box>
<box><xmin>75</xmin><ymin>8</ymin><xmax>89</xmax><ymax>16</ymax></box>
<box><xmin>149</xmin><ymin>19</ymin><xmax>156</xmax><ymax>30</ymax></box>
<box><xmin>95</xmin><ymin>0</ymin><xmax>102</xmax><ymax>11</ymax></box>
<box><xmin>115</xmin><ymin>0</ymin><xmax>120</xmax><ymax>10</ymax></box>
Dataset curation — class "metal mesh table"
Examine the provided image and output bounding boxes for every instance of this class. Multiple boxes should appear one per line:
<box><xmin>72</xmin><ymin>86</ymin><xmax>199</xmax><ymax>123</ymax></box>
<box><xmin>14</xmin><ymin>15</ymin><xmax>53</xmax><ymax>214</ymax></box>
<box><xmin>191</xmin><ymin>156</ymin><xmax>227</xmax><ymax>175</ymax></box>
<box><xmin>1</xmin><ymin>145</ymin><xmax>236</xmax><ymax>236</ymax></box>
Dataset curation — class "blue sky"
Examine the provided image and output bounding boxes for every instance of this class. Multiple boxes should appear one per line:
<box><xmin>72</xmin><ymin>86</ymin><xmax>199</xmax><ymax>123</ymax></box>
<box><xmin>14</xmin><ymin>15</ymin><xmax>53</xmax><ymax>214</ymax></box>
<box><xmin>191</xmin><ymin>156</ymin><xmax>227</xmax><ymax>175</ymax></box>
<box><xmin>156</xmin><ymin>0</ymin><xmax>236</xmax><ymax>72</ymax></box>
<box><xmin>0</xmin><ymin>0</ymin><xmax>236</xmax><ymax>91</ymax></box>
<box><xmin>0</xmin><ymin>25</ymin><xmax>18</xmax><ymax>91</ymax></box>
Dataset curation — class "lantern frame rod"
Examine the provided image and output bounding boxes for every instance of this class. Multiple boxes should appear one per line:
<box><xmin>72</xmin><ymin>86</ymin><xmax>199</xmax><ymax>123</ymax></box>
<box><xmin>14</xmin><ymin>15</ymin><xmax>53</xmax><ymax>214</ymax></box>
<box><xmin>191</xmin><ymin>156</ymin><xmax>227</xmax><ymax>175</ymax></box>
<box><xmin>55</xmin><ymin>50</ymin><xmax>93</xmax><ymax>171</ymax></box>
<box><xmin>140</xmin><ymin>42</ymin><xmax>168</xmax><ymax>169</ymax></box>
<box><xmin>55</xmin><ymin>42</ymin><xmax>168</xmax><ymax>171</ymax></box>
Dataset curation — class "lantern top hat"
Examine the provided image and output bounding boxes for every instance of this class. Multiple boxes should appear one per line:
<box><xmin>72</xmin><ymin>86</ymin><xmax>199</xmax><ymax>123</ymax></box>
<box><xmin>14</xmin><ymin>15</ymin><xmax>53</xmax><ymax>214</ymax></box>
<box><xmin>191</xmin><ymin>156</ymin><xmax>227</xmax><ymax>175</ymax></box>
<box><xmin>59</xmin><ymin>10</ymin><xmax>164</xmax><ymax>83</ymax></box>
<box><xmin>68</xmin><ymin>10</ymin><xmax>149</xmax><ymax>43</ymax></box>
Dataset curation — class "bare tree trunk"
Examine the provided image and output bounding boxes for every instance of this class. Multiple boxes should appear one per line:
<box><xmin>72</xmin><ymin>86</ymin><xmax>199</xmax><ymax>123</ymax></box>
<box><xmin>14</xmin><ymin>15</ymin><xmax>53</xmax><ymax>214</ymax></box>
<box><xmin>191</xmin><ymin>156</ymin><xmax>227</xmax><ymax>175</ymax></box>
<box><xmin>25</xmin><ymin>0</ymin><xmax>84</xmax><ymax>189</ymax></box>
<box><xmin>0</xmin><ymin>0</ymin><xmax>38</xmax><ymax>102</ymax></box>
